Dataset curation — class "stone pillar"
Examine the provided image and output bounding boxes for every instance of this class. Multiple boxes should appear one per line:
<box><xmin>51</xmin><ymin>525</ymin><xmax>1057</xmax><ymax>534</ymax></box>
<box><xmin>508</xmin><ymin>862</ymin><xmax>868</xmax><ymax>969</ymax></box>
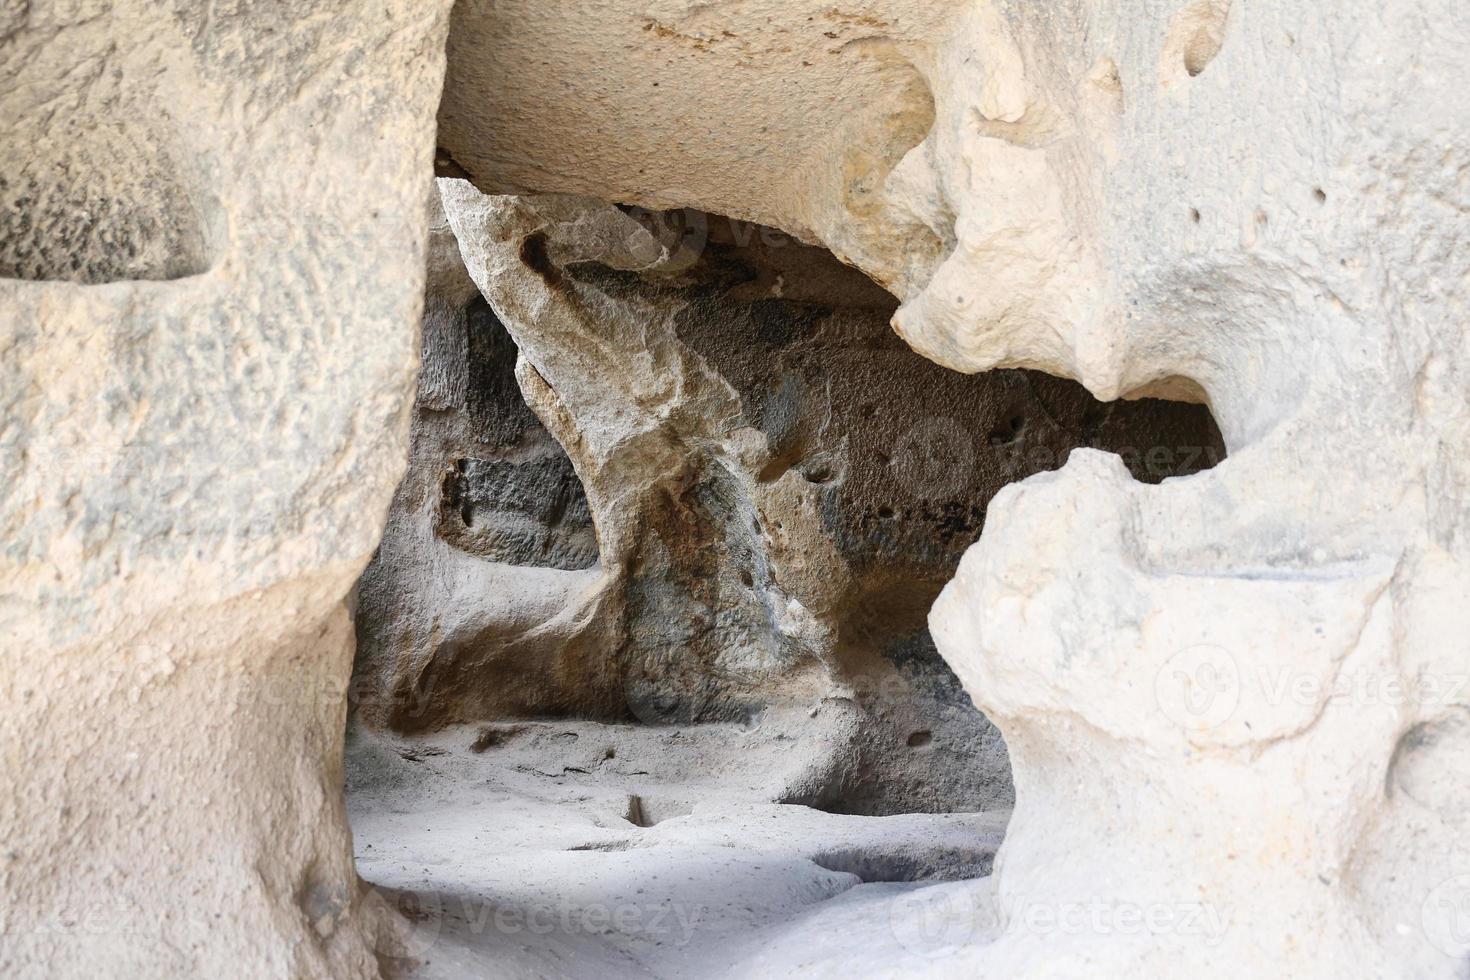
<box><xmin>0</xmin><ymin>2</ymin><xmax>452</xmax><ymax>975</ymax></box>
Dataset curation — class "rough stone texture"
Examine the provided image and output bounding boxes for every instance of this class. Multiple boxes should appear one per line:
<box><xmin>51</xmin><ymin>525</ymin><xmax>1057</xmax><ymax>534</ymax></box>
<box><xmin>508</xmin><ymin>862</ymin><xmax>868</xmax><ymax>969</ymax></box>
<box><xmin>433</xmin><ymin>0</ymin><xmax>1470</xmax><ymax>975</ymax></box>
<box><xmin>352</xmin><ymin>196</ymin><xmax>607</xmax><ymax>738</ymax></box>
<box><xmin>916</xmin><ymin>4</ymin><xmax>1470</xmax><ymax>975</ymax></box>
<box><xmin>0</xmin><ymin>3</ymin><xmax>451</xmax><ymax>977</ymax></box>
<box><xmin>353</xmin><ymin>182</ymin><xmax>1220</xmax><ymax>817</ymax></box>
<box><xmin>5</xmin><ymin>0</ymin><xmax>1468</xmax><ymax>976</ymax></box>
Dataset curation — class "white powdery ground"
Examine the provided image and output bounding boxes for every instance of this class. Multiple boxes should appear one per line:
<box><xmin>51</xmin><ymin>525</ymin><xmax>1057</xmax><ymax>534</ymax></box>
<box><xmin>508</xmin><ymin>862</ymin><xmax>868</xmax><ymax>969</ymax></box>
<box><xmin>347</xmin><ymin>721</ymin><xmax>1009</xmax><ymax>979</ymax></box>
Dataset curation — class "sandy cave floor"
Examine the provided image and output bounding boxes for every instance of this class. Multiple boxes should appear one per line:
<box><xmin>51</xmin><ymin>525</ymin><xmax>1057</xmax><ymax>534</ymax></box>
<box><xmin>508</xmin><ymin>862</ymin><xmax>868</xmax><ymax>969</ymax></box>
<box><xmin>346</xmin><ymin>719</ymin><xmax>1010</xmax><ymax>978</ymax></box>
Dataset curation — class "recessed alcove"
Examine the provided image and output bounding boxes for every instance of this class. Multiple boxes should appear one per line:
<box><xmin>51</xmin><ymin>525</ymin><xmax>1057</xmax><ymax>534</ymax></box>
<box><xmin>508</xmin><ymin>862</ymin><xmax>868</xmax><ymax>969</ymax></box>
<box><xmin>345</xmin><ymin>196</ymin><xmax>1225</xmax><ymax>974</ymax></box>
<box><xmin>0</xmin><ymin>117</ymin><xmax>215</xmax><ymax>284</ymax></box>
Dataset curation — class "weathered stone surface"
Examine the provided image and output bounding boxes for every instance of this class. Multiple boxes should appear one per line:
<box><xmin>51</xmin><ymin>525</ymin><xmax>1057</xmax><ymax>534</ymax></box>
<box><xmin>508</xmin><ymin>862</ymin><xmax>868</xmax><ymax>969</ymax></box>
<box><xmin>6</xmin><ymin>0</ymin><xmax>1468</xmax><ymax>976</ymax></box>
<box><xmin>352</xmin><ymin>182</ymin><xmax>1221</xmax><ymax>816</ymax></box>
<box><xmin>351</xmin><ymin>196</ymin><xmax>607</xmax><ymax>733</ymax></box>
<box><xmin>0</xmin><ymin>3</ymin><xmax>451</xmax><ymax>976</ymax></box>
<box><xmin>915</xmin><ymin>2</ymin><xmax>1470</xmax><ymax>973</ymax></box>
<box><xmin>430</xmin><ymin>0</ymin><xmax>1470</xmax><ymax>974</ymax></box>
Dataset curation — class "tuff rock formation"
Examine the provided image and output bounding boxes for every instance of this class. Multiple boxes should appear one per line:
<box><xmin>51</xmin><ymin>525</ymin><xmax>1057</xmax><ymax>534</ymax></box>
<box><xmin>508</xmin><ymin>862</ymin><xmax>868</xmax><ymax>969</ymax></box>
<box><xmin>352</xmin><ymin>186</ymin><xmax>1221</xmax><ymax>818</ymax></box>
<box><xmin>4</xmin><ymin>0</ymin><xmax>1469</xmax><ymax>978</ymax></box>
<box><xmin>432</xmin><ymin>0</ymin><xmax>1470</xmax><ymax>974</ymax></box>
<box><xmin>0</xmin><ymin>2</ymin><xmax>453</xmax><ymax>976</ymax></box>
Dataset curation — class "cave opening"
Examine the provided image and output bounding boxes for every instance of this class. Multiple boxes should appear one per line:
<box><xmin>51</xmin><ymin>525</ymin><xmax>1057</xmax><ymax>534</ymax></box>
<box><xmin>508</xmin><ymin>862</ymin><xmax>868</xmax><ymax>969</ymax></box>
<box><xmin>344</xmin><ymin>190</ymin><xmax>1225</xmax><ymax>974</ymax></box>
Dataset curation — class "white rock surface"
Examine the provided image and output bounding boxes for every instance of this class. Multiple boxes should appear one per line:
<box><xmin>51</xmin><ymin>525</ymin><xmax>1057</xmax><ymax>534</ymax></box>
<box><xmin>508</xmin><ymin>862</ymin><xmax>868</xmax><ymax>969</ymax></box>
<box><xmin>0</xmin><ymin>3</ymin><xmax>452</xmax><ymax>976</ymax></box>
<box><xmin>5</xmin><ymin>0</ymin><xmax>1468</xmax><ymax>977</ymax></box>
<box><xmin>916</xmin><ymin>2</ymin><xmax>1470</xmax><ymax>977</ymax></box>
<box><xmin>437</xmin><ymin>0</ymin><xmax>1470</xmax><ymax>975</ymax></box>
<box><xmin>346</xmin><ymin>721</ymin><xmax>1008</xmax><ymax>979</ymax></box>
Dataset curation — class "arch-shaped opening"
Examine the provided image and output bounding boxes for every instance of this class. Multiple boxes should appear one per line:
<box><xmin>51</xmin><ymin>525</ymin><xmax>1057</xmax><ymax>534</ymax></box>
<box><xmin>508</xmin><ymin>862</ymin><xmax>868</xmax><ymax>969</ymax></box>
<box><xmin>345</xmin><ymin>195</ymin><xmax>1224</xmax><ymax>973</ymax></box>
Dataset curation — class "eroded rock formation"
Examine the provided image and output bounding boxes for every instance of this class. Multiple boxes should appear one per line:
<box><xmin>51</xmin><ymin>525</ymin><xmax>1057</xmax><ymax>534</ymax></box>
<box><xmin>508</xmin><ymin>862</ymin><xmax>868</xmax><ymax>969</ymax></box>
<box><xmin>4</xmin><ymin>0</ymin><xmax>1468</xmax><ymax>977</ymax></box>
<box><xmin>0</xmin><ymin>2</ymin><xmax>453</xmax><ymax>975</ymax></box>
<box><xmin>352</xmin><ymin>186</ymin><xmax>1222</xmax><ymax>816</ymax></box>
<box><xmin>429</xmin><ymin>0</ymin><xmax>1470</xmax><ymax>973</ymax></box>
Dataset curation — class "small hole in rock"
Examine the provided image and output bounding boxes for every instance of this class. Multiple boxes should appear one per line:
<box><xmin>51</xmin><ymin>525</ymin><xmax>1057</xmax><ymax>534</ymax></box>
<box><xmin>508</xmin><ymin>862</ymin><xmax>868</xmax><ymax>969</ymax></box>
<box><xmin>739</xmin><ymin>569</ymin><xmax>754</xmax><ymax>588</ymax></box>
<box><xmin>625</xmin><ymin>795</ymin><xmax>652</xmax><ymax>828</ymax></box>
<box><xmin>907</xmin><ymin>730</ymin><xmax>934</xmax><ymax>749</ymax></box>
<box><xmin>1189</xmin><ymin>207</ymin><xmax>1202</xmax><ymax>223</ymax></box>
<box><xmin>1173</xmin><ymin>0</ymin><xmax>1230</xmax><ymax>80</ymax></box>
<box><xmin>988</xmin><ymin>428</ymin><xmax>1019</xmax><ymax>447</ymax></box>
<box><xmin>1314</xmin><ymin>187</ymin><xmax>1327</xmax><ymax>205</ymax></box>
<box><xmin>877</xmin><ymin>506</ymin><xmax>895</xmax><ymax>520</ymax></box>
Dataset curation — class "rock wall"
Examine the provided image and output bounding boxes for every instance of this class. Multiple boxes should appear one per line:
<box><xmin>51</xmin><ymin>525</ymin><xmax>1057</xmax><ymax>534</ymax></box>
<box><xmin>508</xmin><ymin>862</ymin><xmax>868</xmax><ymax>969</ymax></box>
<box><xmin>4</xmin><ymin>0</ymin><xmax>1467</xmax><ymax>976</ymax></box>
<box><xmin>352</xmin><ymin>186</ymin><xmax>1223</xmax><ymax>816</ymax></box>
<box><xmin>0</xmin><ymin>2</ymin><xmax>452</xmax><ymax>976</ymax></box>
<box><xmin>917</xmin><ymin>3</ymin><xmax>1470</xmax><ymax>975</ymax></box>
<box><xmin>435</xmin><ymin>0</ymin><xmax>1470</xmax><ymax>974</ymax></box>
